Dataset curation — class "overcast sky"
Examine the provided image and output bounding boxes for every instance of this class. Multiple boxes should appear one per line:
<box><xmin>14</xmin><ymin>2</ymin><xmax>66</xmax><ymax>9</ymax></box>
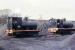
<box><xmin>0</xmin><ymin>0</ymin><xmax>75</xmax><ymax>20</ymax></box>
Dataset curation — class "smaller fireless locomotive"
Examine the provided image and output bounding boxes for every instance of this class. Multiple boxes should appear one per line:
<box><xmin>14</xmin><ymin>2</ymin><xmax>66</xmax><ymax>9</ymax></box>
<box><xmin>48</xmin><ymin>18</ymin><xmax>74</xmax><ymax>35</ymax></box>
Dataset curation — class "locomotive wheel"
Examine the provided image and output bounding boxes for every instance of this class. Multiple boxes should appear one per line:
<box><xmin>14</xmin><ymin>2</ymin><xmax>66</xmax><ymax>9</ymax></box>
<box><xmin>8</xmin><ymin>33</ymin><xmax>13</xmax><ymax>36</ymax></box>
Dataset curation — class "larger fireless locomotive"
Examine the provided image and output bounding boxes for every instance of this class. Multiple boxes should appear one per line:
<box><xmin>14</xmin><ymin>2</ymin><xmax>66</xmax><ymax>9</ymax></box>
<box><xmin>6</xmin><ymin>17</ymin><xmax>40</xmax><ymax>37</ymax></box>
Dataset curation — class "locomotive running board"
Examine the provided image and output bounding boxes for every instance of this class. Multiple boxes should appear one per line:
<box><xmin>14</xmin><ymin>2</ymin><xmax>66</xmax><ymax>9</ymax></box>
<box><xmin>48</xmin><ymin>28</ymin><xmax>75</xmax><ymax>33</ymax></box>
<box><xmin>13</xmin><ymin>30</ymin><xmax>40</xmax><ymax>32</ymax></box>
<box><xmin>57</xmin><ymin>28</ymin><xmax>75</xmax><ymax>31</ymax></box>
<box><xmin>5</xmin><ymin>29</ymin><xmax>40</xmax><ymax>34</ymax></box>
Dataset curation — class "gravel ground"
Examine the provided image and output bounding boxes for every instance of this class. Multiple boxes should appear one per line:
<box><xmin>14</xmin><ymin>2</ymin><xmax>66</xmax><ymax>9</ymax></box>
<box><xmin>0</xmin><ymin>37</ymin><xmax>72</xmax><ymax>50</ymax></box>
<box><xmin>0</xmin><ymin>24</ymin><xmax>75</xmax><ymax>50</ymax></box>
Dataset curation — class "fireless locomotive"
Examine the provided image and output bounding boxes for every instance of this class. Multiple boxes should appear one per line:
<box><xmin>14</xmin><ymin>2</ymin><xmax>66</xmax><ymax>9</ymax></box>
<box><xmin>6</xmin><ymin>17</ymin><xmax>40</xmax><ymax>37</ymax></box>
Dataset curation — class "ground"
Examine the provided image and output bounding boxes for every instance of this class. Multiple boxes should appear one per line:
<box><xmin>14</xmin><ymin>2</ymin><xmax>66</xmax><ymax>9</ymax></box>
<box><xmin>0</xmin><ymin>24</ymin><xmax>74</xmax><ymax>50</ymax></box>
